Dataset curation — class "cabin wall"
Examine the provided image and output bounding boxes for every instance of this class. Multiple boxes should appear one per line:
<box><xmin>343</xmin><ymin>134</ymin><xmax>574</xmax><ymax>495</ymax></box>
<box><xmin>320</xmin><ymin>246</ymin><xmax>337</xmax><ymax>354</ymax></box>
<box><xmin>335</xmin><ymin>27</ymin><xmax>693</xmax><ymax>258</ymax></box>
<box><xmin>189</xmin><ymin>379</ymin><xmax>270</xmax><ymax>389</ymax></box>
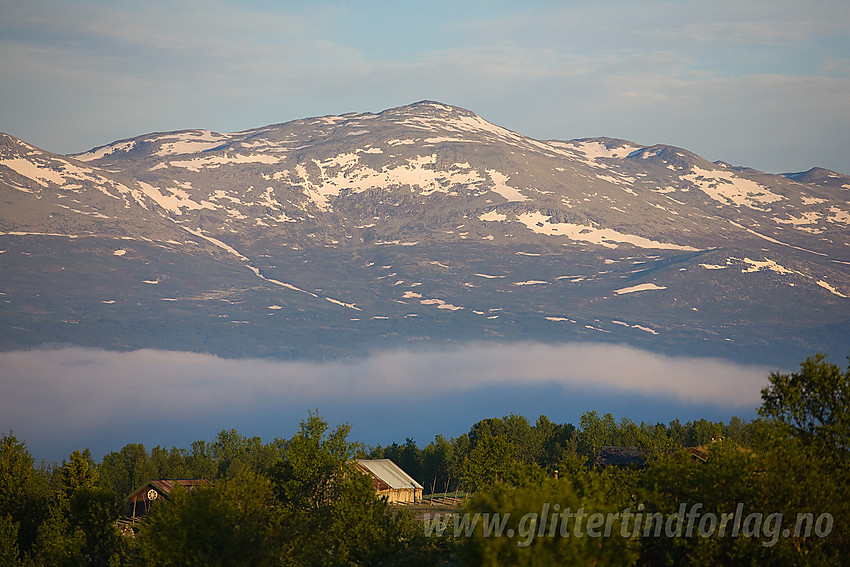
<box><xmin>377</xmin><ymin>487</ymin><xmax>422</xmax><ymax>504</ymax></box>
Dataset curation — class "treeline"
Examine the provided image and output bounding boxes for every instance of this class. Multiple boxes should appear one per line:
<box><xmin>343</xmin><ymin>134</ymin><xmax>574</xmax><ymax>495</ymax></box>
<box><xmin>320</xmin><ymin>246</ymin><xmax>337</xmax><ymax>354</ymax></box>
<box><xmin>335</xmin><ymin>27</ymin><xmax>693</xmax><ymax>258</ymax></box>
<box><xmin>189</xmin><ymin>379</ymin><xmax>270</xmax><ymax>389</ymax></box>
<box><xmin>1</xmin><ymin>414</ymin><xmax>443</xmax><ymax>567</ymax></box>
<box><xmin>1</xmin><ymin>354</ymin><xmax>848</xmax><ymax>566</ymax></box>
<box><xmin>369</xmin><ymin>412</ymin><xmax>752</xmax><ymax>494</ymax></box>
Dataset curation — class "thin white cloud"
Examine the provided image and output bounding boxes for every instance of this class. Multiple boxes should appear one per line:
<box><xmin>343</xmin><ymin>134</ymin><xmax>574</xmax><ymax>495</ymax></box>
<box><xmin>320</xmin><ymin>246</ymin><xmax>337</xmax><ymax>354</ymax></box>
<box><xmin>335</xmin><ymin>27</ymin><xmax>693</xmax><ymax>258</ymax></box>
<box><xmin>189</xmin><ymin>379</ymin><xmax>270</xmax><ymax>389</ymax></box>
<box><xmin>1</xmin><ymin>0</ymin><xmax>311</xmax><ymax>54</ymax></box>
<box><xmin>0</xmin><ymin>343</ymin><xmax>771</xmax><ymax>436</ymax></box>
<box><xmin>0</xmin><ymin>0</ymin><xmax>847</xmax><ymax>172</ymax></box>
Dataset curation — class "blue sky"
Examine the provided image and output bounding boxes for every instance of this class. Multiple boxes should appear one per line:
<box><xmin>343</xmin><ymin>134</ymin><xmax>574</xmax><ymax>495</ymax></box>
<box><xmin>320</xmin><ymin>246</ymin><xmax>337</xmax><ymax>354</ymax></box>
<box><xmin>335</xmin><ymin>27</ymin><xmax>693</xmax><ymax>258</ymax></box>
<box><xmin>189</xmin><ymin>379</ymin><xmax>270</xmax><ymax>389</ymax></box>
<box><xmin>1</xmin><ymin>0</ymin><xmax>848</xmax><ymax>174</ymax></box>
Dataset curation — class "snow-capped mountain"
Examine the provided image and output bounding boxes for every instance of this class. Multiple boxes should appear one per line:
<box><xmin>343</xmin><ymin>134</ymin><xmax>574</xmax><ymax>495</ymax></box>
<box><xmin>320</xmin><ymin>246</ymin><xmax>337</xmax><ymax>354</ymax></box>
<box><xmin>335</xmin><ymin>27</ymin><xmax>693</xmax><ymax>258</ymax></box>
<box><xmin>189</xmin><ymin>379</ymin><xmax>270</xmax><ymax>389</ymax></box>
<box><xmin>1</xmin><ymin>101</ymin><xmax>848</xmax><ymax>364</ymax></box>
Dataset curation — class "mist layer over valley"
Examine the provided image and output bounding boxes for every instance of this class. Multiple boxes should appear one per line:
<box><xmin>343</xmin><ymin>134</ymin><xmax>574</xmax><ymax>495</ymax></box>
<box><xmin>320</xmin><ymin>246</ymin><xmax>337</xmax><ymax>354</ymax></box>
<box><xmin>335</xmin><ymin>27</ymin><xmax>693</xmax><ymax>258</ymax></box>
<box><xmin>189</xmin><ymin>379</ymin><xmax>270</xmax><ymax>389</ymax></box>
<box><xmin>0</xmin><ymin>343</ymin><xmax>771</xmax><ymax>460</ymax></box>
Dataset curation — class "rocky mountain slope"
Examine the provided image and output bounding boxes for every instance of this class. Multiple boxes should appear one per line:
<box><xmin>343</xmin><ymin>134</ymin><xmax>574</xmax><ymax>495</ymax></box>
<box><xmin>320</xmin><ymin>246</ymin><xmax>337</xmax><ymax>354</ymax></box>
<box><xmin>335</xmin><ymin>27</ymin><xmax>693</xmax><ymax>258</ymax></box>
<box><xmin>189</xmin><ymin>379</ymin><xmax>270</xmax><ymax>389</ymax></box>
<box><xmin>1</xmin><ymin>101</ymin><xmax>848</xmax><ymax>365</ymax></box>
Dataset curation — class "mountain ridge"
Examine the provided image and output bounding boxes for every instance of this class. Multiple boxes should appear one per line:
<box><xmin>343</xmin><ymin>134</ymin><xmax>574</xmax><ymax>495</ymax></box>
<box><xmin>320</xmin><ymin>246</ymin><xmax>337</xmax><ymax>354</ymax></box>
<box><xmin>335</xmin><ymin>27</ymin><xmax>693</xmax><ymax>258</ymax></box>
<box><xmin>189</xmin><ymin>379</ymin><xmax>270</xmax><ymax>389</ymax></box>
<box><xmin>1</xmin><ymin>101</ymin><xmax>848</xmax><ymax>365</ymax></box>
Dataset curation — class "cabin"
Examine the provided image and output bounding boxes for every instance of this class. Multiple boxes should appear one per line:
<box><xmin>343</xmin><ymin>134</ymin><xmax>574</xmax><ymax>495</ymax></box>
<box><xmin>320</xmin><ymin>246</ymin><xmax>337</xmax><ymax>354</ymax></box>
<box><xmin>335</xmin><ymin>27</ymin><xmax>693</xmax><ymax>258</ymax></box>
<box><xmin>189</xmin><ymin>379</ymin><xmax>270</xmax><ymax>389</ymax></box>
<box><xmin>127</xmin><ymin>479</ymin><xmax>212</xmax><ymax>518</ymax></box>
<box><xmin>354</xmin><ymin>459</ymin><xmax>423</xmax><ymax>504</ymax></box>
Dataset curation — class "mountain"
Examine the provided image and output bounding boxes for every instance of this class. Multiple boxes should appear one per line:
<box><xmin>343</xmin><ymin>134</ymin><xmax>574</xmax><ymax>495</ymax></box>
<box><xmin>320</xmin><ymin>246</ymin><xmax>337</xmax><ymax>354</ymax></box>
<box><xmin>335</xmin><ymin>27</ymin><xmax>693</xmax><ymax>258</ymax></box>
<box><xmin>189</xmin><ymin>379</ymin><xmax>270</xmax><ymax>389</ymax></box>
<box><xmin>1</xmin><ymin>101</ymin><xmax>848</xmax><ymax>365</ymax></box>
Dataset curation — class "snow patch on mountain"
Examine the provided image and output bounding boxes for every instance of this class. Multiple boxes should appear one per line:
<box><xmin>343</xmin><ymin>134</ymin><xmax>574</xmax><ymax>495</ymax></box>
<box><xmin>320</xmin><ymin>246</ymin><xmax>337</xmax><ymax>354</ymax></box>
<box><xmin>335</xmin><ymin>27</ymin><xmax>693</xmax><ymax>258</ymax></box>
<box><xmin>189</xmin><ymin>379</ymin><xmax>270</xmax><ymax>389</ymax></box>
<box><xmin>479</xmin><ymin>210</ymin><xmax>508</xmax><ymax>222</ymax></box>
<box><xmin>827</xmin><ymin>207</ymin><xmax>850</xmax><ymax>225</ymax></box>
<box><xmin>0</xmin><ymin>157</ymin><xmax>66</xmax><ymax>187</ymax></box>
<box><xmin>425</xmin><ymin>137</ymin><xmax>471</xmax><ymax>144</ymax></box>
<box><xmin>420</xmin><ymin>298</ymin><xmax>463</xmax><ymax>310</ymax></box>
<box><xmin>741</xmin><ymin>257</ymin><xmax>794</xmax><ymax>275</ymax></box>
<box><xmin>285</xmin><ymin>152</ymin><xmax>489</xmax><ymax>210</ymax></box>
<box><xmin>325</xmin><ymin>297</ymin><xmax>361</xmax><ymax>310</ymax></box>
<box><xmin>136</xmin><ymin>181</ymin><xmax>217</xmax><ymax>215</ymax></box>
<box><xmin>816</xmin><ymin>281</ymin><xmax>848</xmax><ymax>298</ymax></box>
<box><xmin>74</xmin><ymin>140</ymin><xmax>137</xmax><ymax>162</ymax></box>
<box><xmin>614</xmin><ymin>283</ymin><xmax>667</xmax><ymax>295</ymax></box>
<box><xmin>572</xmin><ymin>141</ymin><xmax>641</xmax><ymax>161</ymax></box>
<box><xmin>684</xmin><ymin>166</ymin><xmax>783</xmax><ymax>210</ymax></box>
<box><xmin>486</xmin><ymin>170</ymin><xmax>527</xmax><ymax>202</ymax></box>
<box><xmin>515</xmin><ymin>211</ymin><xmax>699</xmax><ymax>251</ymax></box>
<box><xmin>772</xmin><ymin>211</ymin><xmax>823</xmax><ymax>231</ymax></box>
<box><xmin>167</xmin><ymin>153</ymin><xmax>281</xmax><ymax>172</ymax></box>
<box><xmin>612</xmin><ymin>320</ymin><xmax>660</xmax><ymax>334</ymax></box>
<box><xmin>151</xmin><ymin>131</ymin><xmax>232</xmax><ymax>156</ymax></box>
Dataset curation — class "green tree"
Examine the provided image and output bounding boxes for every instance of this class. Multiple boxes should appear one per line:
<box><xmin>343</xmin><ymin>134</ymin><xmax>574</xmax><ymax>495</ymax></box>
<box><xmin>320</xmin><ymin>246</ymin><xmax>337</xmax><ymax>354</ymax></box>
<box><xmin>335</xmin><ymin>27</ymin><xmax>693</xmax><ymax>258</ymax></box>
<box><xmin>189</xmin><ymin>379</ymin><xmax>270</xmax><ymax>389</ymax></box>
<box><xmin>0</xmin><ymin>515</ymin><xmax>21</xmax><ymax>567</ymax></box>
<box><xmin>211</xmin><ymin>429</ymin><xmax>286</xmax><ymax>479</ymax></box>
<box><xmin>753</xmin><ymin>425</ymin><xmax>848</xmax><ymax>565</ymax></box>
<box><xmin>577</xmin><ymin>411</ymin><xmax>618</xmax><ymax>457</ymax></box>
<box><xmin>57</xmin><ymin>449</ymin><xmax>98</xmax><ymax>498</ymax></box>
<box><xmin>422</xmin><ymin>434</ymin><xmax>454</xmax><ymax>494</ymax></box>
<box><xmin>458</xmin><ymin>475</ymin><xmax>639</xmax><ymax>566</ymax></box>
<box><xmin>635</xmin><ymin>442</ymin><xmax>763</xmax><ymax>565</ymax></box>
<box><xmin>755</xmin><ymin>353</ymin><xmax>850</xmax><ymax>563</ymax></box>
<box><xmin>269</xmin><ymin>412</ymin><xmax>418</xmax><ymax>566</ymax></box>
<box><xmin>137</xmin><ymin>470</ymin><xmax>281</xmax><ymax>567</ymax></box>
<box><xmin>760</xmin><ymin>353</ymin><xmax>850</xmax><ymax>450</ymax></box>
<box><xmin>34</xmin><ymin>449</ymin><xmax>125</xmax><ymax>567</ymax></box>
<box><xmin>636</xmin><ymin>431</ymin><xmax>847</xmax><ymax>566</ymax></box>
<box><xmin>186</xmin><ymin>439</ymin><xmax>218</xmax><ymax>480</ymax></box>
<box><xmin>68</xmin><ymin>487</ymin><xmax>125</xmax><ymax>566</ymax></box>
<box><xmin>536</xmin><ymin>415</ymin><xmax>578</xmax><ymax>469</ymax></box>
<box><xmin>96</xmin><ymin>443</ymin><xmax>155</xmax><ymax>504</ymax></box>
<box><xmin>462</xmin><ymin>433</ymin><xmax>517</xmax><ymax>492</ymax></box>
<box><xmin>148</xmin><ymin>445</ymin><xmax>190</xmax><ymax>480</ymax></box>
<box><xmin>723</xmin><ymin>416</ymin><xmax>752</xmax><ymax>446</ymax></box>
<box><xmin>685</xmin><ymin>419</ymin><xmax>724</xmax><ymax>447</ymax></box>
<box><xmin>0</xmin><ymin>433</ymin><xmax>49</xmax><ymax>559</ymax></box>
<box><xmin>270</xmin><ymin>413</ymin><xmax>356</xmax><ymax>510</ymax></box>
<box><xmin>468</xmin><ymin>415</ymin><xmax>543</xmax><ymax>466</ymax></box>
<box><xmin>449</xmin><ymin>434</ymin><xmax>471</xmax><ymax>491</ymax></box>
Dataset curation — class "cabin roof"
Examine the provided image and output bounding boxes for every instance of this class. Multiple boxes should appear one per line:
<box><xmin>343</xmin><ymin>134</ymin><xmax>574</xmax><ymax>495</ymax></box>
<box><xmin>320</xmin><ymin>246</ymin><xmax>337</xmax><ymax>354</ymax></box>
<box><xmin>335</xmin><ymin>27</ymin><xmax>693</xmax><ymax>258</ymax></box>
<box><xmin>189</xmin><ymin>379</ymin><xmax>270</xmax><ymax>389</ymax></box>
<box><xmin>127</xmin><ymin>479</ymin><xmax>212</xmax><ymax>502</ymax></box>
<box><xmin>354</xmin><ymin>459</ymin><xmax>423</xmax><ymax>490</ymax></box>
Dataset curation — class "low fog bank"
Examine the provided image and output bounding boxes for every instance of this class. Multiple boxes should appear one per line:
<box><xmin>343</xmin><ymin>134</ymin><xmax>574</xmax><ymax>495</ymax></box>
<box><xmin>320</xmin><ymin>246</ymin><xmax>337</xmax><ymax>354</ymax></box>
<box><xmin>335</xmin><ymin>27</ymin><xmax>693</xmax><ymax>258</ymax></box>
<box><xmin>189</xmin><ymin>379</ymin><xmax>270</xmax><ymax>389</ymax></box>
<box><xmin>0</xmin><ymin>342</ymin><xmax>774</xmax><ymax>461</ymax></box>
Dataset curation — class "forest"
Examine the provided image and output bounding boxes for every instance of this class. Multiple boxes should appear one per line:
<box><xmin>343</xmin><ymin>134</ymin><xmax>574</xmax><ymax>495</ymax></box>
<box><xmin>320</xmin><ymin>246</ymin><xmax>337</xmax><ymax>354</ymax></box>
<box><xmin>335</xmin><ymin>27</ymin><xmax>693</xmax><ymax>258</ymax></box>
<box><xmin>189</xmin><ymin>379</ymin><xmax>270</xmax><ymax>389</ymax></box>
<box><xmin>1</xmin><ymin>353</ymin><xmax>848</xmax><ymax>566</ymax></box>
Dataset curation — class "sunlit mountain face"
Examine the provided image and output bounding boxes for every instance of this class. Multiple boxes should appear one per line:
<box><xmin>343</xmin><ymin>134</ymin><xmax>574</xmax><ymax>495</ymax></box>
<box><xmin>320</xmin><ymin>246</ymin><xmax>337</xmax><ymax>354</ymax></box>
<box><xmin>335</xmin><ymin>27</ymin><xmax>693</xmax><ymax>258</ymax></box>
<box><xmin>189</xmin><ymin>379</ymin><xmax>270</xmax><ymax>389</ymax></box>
<box><xmin>1</xmin><ymin>101</ymin><xmax>848</xmax><ymax>366</ymax></box>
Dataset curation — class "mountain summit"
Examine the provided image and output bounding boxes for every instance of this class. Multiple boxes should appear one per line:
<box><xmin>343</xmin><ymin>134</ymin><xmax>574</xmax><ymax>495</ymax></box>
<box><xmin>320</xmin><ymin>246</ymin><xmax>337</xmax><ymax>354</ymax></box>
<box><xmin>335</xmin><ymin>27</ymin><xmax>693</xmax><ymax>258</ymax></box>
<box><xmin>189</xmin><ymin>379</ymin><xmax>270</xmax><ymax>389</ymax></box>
<box><xmin>1</xmin><ymin>102</ymin><xmax>848</xmax><ymax>364</ymax></box>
